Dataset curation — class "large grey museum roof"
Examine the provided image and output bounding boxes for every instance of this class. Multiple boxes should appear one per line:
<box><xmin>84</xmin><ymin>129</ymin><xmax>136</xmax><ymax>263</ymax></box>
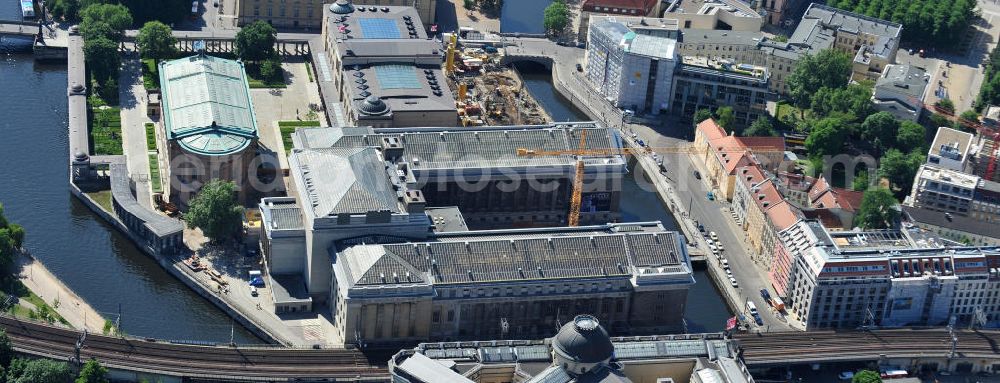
<box><xmin>343</xmin><ymin>63</ymin><xmax>455</xmax><ymax>113</ymax></box>
<box><xmin>338</xmin><ymin>225</ymin><xmax>686</xmax><ymax>286</ymax></box>
<box><xmin>679</xmin><ymin>29</ymin><xmax>764</xmax><ymax>46</ymax></box>
<box><xmin>293</xmin><ymin>124</ymin><xmax>626</xmax><ymax>171</ymax></box>
<box><xmin>289</xmin><ymin>146</ymin><xmax>401</xmax><ymax>218</ymax></box>
<box><xmin>326</xmin><ymin>4</ymin><xmax>427</xmax><ymax>40</ymax></box>
<box><xmin>159</xmin><ymin>54</ymin><xmax>258</xmax><ymax>156</ymax></box>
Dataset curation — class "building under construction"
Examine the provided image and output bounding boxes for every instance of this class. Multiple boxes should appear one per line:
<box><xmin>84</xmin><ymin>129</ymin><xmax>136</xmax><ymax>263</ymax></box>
<box><xmin>442</xmin><ymin>35</ymin><xmax>550</xmax><ymax>127</ymax></box>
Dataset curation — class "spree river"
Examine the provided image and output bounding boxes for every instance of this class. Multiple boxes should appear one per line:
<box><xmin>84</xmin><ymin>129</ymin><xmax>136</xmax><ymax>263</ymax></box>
<box><xmin>0</xmin><ymin>52</ymin><xmax>258</xmax><ymax>343</ymax></box>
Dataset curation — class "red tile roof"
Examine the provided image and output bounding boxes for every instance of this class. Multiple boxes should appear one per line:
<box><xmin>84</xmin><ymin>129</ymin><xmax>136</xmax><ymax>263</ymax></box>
<box><xmin>766</xmin><ymin>201</ymin><xmax>802</xmax><ymax>231</ymax></box>
<box><xmin>698</xmin><ymin>118</ymin><xmax>727</xmax><ymax>142</ymax></box>
<box><xmin>734</xmin><ymin>137</ymin><xmax>786</xmax><ymax>153</ymax></box>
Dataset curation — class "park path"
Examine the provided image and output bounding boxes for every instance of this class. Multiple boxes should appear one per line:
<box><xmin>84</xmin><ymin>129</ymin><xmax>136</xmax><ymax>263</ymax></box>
<box><xmin>17</xmin><ymin>253</ymin><xmax>105</xmax><ymax>333</ymax></box>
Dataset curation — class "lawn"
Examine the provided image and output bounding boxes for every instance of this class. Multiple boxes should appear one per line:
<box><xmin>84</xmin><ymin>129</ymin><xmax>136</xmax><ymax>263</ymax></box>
<box><xmin>1</xmin><ymin>281</ymin><xmax>70</xmax><ymax>327</ymax></box>
<box><xmin>279</xmin><ymin>120</ymin><xmax>322</xmax><ymax>153</ymax></box>
<box><xmin>145</xmin><ymin>122</ymin><xmax>157</xmax><ymax>152</ymax></box>
<box><xmin>149</xmin><ymin>154</ymin><xmax>162</xmax><ymax>193</ymax></box>
<box><xmin>246</xmin><ymin>62</ymin><xmax>287</xmax><ymax>89</ymax></box>
<box><xmin>91</xmin><ymin>106</ymin><xmax>123</xmax><ymax>155</ymax></box>
<box><xmin>86</xmin><ymin>190</ymin><xmax>114</xmax><ymax>213</ymax></box>
<box><xmin>304</xmin><ymin>62</ymin><xmax>315</xmax><ymax>83</ymax></box>
<box><xmin>141</xmin><ymin>59</ymin><xmax>160</xmax><ymax>91</ymax></box>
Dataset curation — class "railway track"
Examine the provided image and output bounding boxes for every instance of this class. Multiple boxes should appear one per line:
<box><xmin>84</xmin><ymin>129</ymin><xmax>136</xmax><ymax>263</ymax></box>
<box><xmin>735</xmin><ymin>328</ymin><xmax>1000</xmax><ymax>364</ymax></box>
<box><xmin>0</xmin><ymin>316</ymin><xmax>389</xmax><ymax>380</ymax></box>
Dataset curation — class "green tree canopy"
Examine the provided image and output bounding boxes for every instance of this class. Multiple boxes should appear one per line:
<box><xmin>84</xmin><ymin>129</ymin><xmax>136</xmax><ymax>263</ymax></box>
<box><xmin>84</xmin><ymin>36</ymin><xmax>121</xmax><ymax>83</ymax></box>
<box><xmin>852</xmin><ymin>169</ymin><xmax>871</xmax><ymax>191</ymax></box>
<box><xmin>543</xmin><ymin>0</ymin><xmax>570</xmax><ymax>35</ymax></box>
<box><xmin>693</xmin><ymin>109</ymin><xmax>713</xmax><ymax>128</ymax></box>
<box><xmin>0</xmin><ymin>204</ymin><xmax>25</xmax><ymax>276</ymax></box>
<box><xmin>75</xmin><ymin>359</ymin><xmax>109</xmax><ymax>383</ymax></box>
<box><xmin>235</xmin><ymin>21</ymin><xmax>278</xmax><ymax>62</ymax></box>
<box><xmin>855</xmin><ymin>189</ymin><xmax>899</xmax><ymax>230</ymax></box>
<box><xmin>935</xmin><ymin>98</ymin><xmax>956</xmax><ymax>114</ymax></box>
<box><xmin>809</xmin><ymin>83</ymin><xmax>874</xmax><ymax>121</ymax></box>
<box><xmin>47</xmin><ymin>0</ymin><xmax>83</xmax><ymax>21</ymax></box>
<box><xmin>744</xmin><ymin>116</ymin><xmax>778</xmax><ymax>136</ymax></box>
<box><xmin>897</xmin><ymin>121</ymin><xmax>927</xmax><ymax>153</ymax></box>
<box><xmin>184</xmin><ymin>180</ymin><xmax>244</xmax><ymax>242</ymax></box>
<box><xmin>879</xmin><ymin>148</ymin><xmax>924</xmax><ymax>195</ymax></box>
<box><xmin>860</xmin><ymin>112</ymin><xmax>900</xmax><ymax>155</ymax></box>
<box><xmin>136</xmin><ymin>21</ymin><xmax>177</xmax><ymax>61</ymax></box>
<box><xmin>787</xmin><ymin>49</ymin><xmax>853</xmax><ymax>108</ymax></box>
<box><xmin>716</xmin><ymin>106</ymin><xmax>735</xmax><ymax>133</ymax></box>
<box><xmin>80</xmin><ymin>3</ymin><xmax>133</xmax><ymax>41</ymax></box>
<box><xmin>805</xmin><ymin>117</ymin><xmax>849</xmax><ymax>160</ymax></box>
<box><xmin>851</xmin><ymin>369</ymin><xmax>883</xmax><ymax>383</ymax></box>
<box><xmin>7</xmin><ymin>358</ymin><xmax>73</xmax><ymax>383</ymax></box>
<box><xmin>825</xmin><ymin>0</ymin><xmax>976</xmax><ymax>50</ymax></box>
<box><xmin>0</xmin><ymin>330</ymin><xmax>12</xmax><ymax>368</ymax></box>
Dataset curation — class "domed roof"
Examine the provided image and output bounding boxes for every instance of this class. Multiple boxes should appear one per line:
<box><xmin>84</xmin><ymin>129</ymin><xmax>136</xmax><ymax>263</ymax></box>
<box><xmin>73</xmin><ymin>151</ymin><xmax>89</xmax><ymax>161</ymax></box>
<box><xmin>358</xmin><ymin>95</ymin><xmax>390</xmax><ymax>116</ymax></box>
<box><xmin>552</xmin><ymin>315</ymin><xmax>614</xmax><ymax>364</ymax></box>
<box><xmin>330</xmin><ymin>0</ymin><xmax>355</xmax><ymax>14</ymax></box>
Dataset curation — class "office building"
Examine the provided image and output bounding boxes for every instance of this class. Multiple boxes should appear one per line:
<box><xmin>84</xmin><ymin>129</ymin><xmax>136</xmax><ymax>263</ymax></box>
<box><xmin>664</xmin><ymin>0</ymin><xmax>763</xmax><ymax>32</ymax></box>
<box><xmin>784</xmin><ymin>221</ymin><xmax>1000</xmax><ymax>329</ymax></box>
<box><xmin>585</xmin><ymin>15</ymin><xmax>678</xmax><ymax>115</ymax></box>
<box><xmin>237</xmin><ymin>0</ymin><xmax>437</xmax><ymax>29</ymax></box>
<box><xmin>927</xmin><ymin>127</ymin><xmax>975</xmax><ymax>173</ymax></box>
<box><xmin>796</xmin><ymin>3</ymin><xmax>902</xmax><ymax>82</ymax></box>
<box><xmin>332</xmin><ymin>224</ymin><xmax>693</xmax><ymax>346</ymax></box>
<box><xmin>576</xmin><ymin>0</ymin><xmax>662</xmax><ymax>40</ymax></box>
<box><xmin>258</xmin><ymin>123</ymin><xmax>628</xmax><ymax>303</ymax></box>
<box><xmin>872</xmin><ymin>64</ymin><xmax>929</xmax><ymax>122</ymax></box>
<box><xmin>321</xmin><ymin>3</ymin><xmax>457</xmax><ymax>127</ymax></box>
<box><xmin>389</xmin><ymin>315</ymin><xmax>753</xmax><ymax>383</ymax></box>
<box><xmin>671</xmin><ymin>56</ymin><xmax>770</xmax><ymax>127</ymax></box>
<box><xmin>158</xmin><ymin>53</ymin><xmax>259</xmax><ymax>210</ymax></box>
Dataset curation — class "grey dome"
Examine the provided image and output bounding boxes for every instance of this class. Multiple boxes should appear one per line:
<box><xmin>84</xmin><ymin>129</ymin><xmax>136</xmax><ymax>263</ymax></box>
<box><xmin>358</xmin><ymin>95</ymin><xmax>389</xmax><ymax>116</ymax></box>
<box><xmin>330</xmin><ymin>0</ymin><xmax>355</xmax><ymax>14</ymax></box>
<box><xmin>552</xmin><ymin>315</ymin><xmax>614</xmax><ymax>364</ymax></box>
<box><xmin>74</xmin><ymin>151</ymin><xmax>89</xmax><ymax>161</ymax></box>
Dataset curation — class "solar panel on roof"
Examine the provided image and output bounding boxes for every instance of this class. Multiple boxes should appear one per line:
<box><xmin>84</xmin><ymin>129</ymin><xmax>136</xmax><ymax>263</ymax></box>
<box><xmin>375</xmin><ymin>65</ymin><xmax>422</xmax><ymax>89</ymax></box>
<box><xmin>358</xmin><ymin>18</ymin><xmax>400</xmax><ymax>38</ymax></box>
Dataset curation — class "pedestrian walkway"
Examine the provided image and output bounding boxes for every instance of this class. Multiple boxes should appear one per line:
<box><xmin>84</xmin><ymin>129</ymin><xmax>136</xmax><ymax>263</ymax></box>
<box><xmin>17</xmin><ymin>254</ymin><xmax>105</xmax><ymax>333</ymax></box>
<box><xmin>118</xmin><ymin>56</ymin><xmax>156</xmax><ymax>209</ymax></box>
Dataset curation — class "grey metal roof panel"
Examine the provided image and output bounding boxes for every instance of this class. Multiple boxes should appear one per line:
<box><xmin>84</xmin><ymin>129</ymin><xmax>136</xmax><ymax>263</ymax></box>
<box><xmin>109</xmin><ymin>164</ymin><xmax>184</xmax><ymax>237</ymax></box>
<box><xmin>627</xmin><ymin>34</ymin><xmax>676</xmax><ymax>60</ymax></box>
<box><xmin>290</xmin><ymin>147</ymin><xmax>401</xmax><ymax>217</ymax></box>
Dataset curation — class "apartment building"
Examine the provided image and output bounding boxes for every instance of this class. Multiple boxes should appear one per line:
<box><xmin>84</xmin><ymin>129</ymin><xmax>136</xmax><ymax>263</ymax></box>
<box><xmin>664</xmin><ymin>0</ymin><xmax>763</xmax><ymax>32</ymax></box>
<box><xmin>693</xmin><ymin>119</ymin><xmax>785</xmax><ymax>200</ymax></box>
<box><xmin>798</xmin><ymin>3</ymin><xmax>902</xmax><ymax>82</ymax></box>
<box><xmin>237</xmin><ymin>0</ymin><xmax>436</xmax><ymax>29</ymax></box>
<box><xmin>927</xmin><ymin>127</ymin><xmax>975</xmax><ymax>173</ymax></box>
<box><xmin>670</xmin><ymin>56</ymin><xmax>771</xmax><ymax>126</ymax></box>
<box><xmin>576</xmin><ymin>0</ymin><xmax>661</xmax><ymax>40</ymax></box>
<box><xmin>872</xmin><ymin>64</ymin><xmax>929</xmax><ymax>122</ymax></box>
<box><xmin>731</xmin><ymin>165</ymin><xmax>801</xmax><ymax>269</ymax></box>
<box><xmin>585</xmin><ymin>16</ymin><xmax>678</xmax><ymax>114</ymax></box>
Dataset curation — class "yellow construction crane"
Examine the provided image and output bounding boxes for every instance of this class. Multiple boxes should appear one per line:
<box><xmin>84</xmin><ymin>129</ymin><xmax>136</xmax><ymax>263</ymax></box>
<box><xmin>517</xmin><ymin>142</ymin><xmax>785</xmax><ymax>227</ymax></box>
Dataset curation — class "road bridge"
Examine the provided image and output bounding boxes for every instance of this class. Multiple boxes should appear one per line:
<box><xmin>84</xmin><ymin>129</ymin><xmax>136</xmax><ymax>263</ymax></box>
<box><xmin>736</xmin><ymin>328</ymin><xmax>1000</xmax><ymax>370</ymax></box>
<box><xmin>0</xmin><ymin>315</ymin><xmax>388</xmax><ymax>382</ymax></box>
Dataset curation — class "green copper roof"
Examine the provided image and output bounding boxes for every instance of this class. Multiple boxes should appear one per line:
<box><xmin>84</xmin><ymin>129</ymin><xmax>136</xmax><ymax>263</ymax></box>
<box><xmin>159</xmin><ymin>54</ymin><xmax>258</xmax><ymax>156</ymax></box>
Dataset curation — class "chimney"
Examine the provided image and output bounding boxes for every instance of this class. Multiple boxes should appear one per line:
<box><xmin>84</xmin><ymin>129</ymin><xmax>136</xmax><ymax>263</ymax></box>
<box><xmin>404</xmin><ymin>189</ymin><xmax>426</xmax><ymax>213</ymax></box>
<box><xmin>381</xmin><ymin>136</ymin><xmax>404</xmax><ymax>161</ymax></box>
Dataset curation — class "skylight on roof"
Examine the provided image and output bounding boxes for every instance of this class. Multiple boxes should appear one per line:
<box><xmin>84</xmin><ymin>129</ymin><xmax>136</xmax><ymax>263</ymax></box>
<box><xmin>358</xmin><ymin>18</ymin><xmax>401</xmax><ymax>39</ymax></box>
<box><xmin>374</xmin><ymin>65</ymin><xmax>422</xmax><ymax>89</ymax></box>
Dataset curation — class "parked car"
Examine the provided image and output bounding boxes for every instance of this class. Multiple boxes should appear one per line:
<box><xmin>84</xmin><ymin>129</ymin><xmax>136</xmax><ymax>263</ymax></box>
<box><xmin>698</xmin><ymin>223</ymin><xmax>706</xmax><ymax>233</ymax></box>
<box><xmin>721</xmin><ymin>258</ymin><xmax>729</xmax><ymax>268</ymax></box>
<box><xmin>725</xmin><ymin>268</ymin><xmax>733</xmax><ymax>277</ymax></box>
<box><xmin>710</xmin><ymin>231</ymin><xmax>718</xmax><ymax>241</ymax></box>
<box><xmin>729</xmin><ymin>277</ymin><xmax>738</xmax><ymax>288</ymax></box>
<box><xmin>709</xmin><ymin>244</ymin><xmax>718</xmax><ymax>254</ymax></box>
<box><xmin>576</xmin><ymin>63</ymin><xmax>583</xmax><ymax>72</ymax></box>
<box><xmin>752</xmin><ymin>313</ymin><xmax>764</xmax><ymax>326</ymax></box>
<box><xmin>250</xmin><ymin>285</ymin><xmax>259</xmax><ymax>297</ymax></box>
<box><xmin>576</xmin><ymin>41</ymin><xmax>586</xmax><ymax>48</ymax></box>
<box><xmin>694</xmin><ymin>171</ymin><xmax>701</xmax><ymax>179</ymax></box>
<box><xmin>838</xmin><ymin>371</ymin><xmax>855</xmax><ymax>380</ymax></box>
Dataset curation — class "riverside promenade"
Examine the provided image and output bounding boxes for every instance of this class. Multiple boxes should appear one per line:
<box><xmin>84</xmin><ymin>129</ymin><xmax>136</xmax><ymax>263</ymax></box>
<box><xmin>18</xmin><ymin>254</ymin><xmax>105</xmax><ymax>333</ymax></box>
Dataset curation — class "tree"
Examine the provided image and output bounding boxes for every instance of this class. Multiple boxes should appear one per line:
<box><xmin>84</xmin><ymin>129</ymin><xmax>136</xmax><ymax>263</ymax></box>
<box><xmin>855</xmin><ymin>189</ymin><xmax>899</xmax><ymax>229</ymax></box>
<box><xmin>744</xmin><ymin>116</ymin><xmax>778</xmax><ymax>136</ymax></box>
<box><xmin>260</xmin><ymin>55</ymin><xmax>283</xmax><ymax>83</ymax></box>
<box><xmin>75</xmin><ymin>359</ymin><xmax>109</xmax><ymax>383</ymax></box>
<box><xmin>80</xmin><ymin>3</ymin><xmax>133</xmax><ymax>41</ymax></box>
<box><xmin>860</xmin><ymin>112</ymin><xmax>900</xmax><ymax>155</ymax></box>
<box><xmin>935</xmin><ymin>98</ymin><xmax>956</xmax><ymax>114</ymax></box>
<box><xmin>852</xmin><ymin>169</ymin><xmax>871</xmax><ymax>191</ymax></box>
<box><xmin>805</xmin><ymin>117</ymin><xmax>849</xmax><ymax>160</ymax></box>
<box><xmin>463</xmin><ymin>0</ymin><xmax>475</xmax><ymax>10</ymax></box>
<box><xmin>136</xmin><ymin>21</ymin><xmax>177</xmax><ymax>61</ymax></box>
<box><xmin>543</xmin><ymin>0</ymin><xmax>570</xmax><ymax>35</ymax></box>
<box><xmin>0</xmin><ymin>204</ymin><xmax>24</xmax><ymax>276</ymax></box>
<box><xmin>878</xmin><ymin>148</ymin><xmax>923</xmax><ymax>194</ymax></box>
<box><xmin>184</xmin><ymin>180</ymin><xmax>244</xmax><ymax>242</ymax></box>
<box><xmin>716</xmin><ymin>106</ymin><xmax>735</xmax><ymax>132</ymax></box>
<box><xmin>84</xmin><ymin>36</ymin><xmax>121</xmax><ymax>83</ymax></box>
<box><xmin>896</xmin><ymin>121</ymin><xmax>927</xmax><ymax>153</ymax></box>
<box><xmin>852</xmin><ymin>369</ymin><xmax>883</xmax><ymax>383</ymax></box>
<box><xmin>959</xmin><ymin>109</ymin><xmax>979</xmax><ymax>122</ymax></box>
<box><xmin>235</xmin><ymin>21</ymin><xmax>278</xmax><ymax>62</ymax></box>
<box><xmin>693</xmin><ymin>109</ymin><xmax>713</xmax><ymax>126</ymax></box>
<box><xmin>7</xmin><ymin>359</ymin><xmax>73</xmax><ymax>383</ymax></box>
<box><xmin>787</xmin><ymin>49</ymin><xmax>853</xmax><ymax>108</ymax></box>
<box><xmin>0</xmin><ymin>330</ymin><xmax>12</xmax><ymax>368</ymax></box>
<box><xmin>810</xmin><ymin>83</ymin><xmax>874</xmax><ymax>121</ymax></box>
<box><xmin>48</xmin><ymin>0</ymin><xmax>82</xmax><ymax>21</ymax></box>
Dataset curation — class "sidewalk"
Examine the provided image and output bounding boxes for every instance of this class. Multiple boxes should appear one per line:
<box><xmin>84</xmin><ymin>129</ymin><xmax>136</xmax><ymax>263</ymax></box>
<box><xmin>17</xmin><ymin>254</ymin><xmax>105</xmax><ymax>332</ymax></box>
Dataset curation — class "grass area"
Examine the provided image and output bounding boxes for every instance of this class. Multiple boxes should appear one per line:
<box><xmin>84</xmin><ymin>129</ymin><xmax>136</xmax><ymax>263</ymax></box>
<box><xmin>2</xmin><ymin>281</ymin><xmax>70</xmax><ymax>327</ymax></box>
<box><xmin>90</xmin><ymin>106</ymin><xmax>123</xmax><ymax>155</ymax></box>
<box><xmin>775</xmin><ymin>101</ymin><xmax>806</xmax><ymax>121</ymax></box>
<box><xmin>149</xmin><ymin>154</ymin><xmax>162</xmax><ymax>193</ymax></box>
<box><xmin>304</xmin><ymin>62</ymin><xmax>315</xmax><ymax>83</ymax></box>
<box><xmin>279</xmin><ymin>120</ymin><xmax>322</xmax><ymax>153</ymax></box>
<box><xmin>246</xmin><ymin>62</ymin><xmax>287</xmax><ymax>89</ymax></box>
<box><xmin>141</xmin><ymin>59</ymin><xmax>160</xmax><ymax>91</ymax></box>
<box><xmin>145</xmin><ymin>122</ymin><xmax>157</xmax><ymax>152</ymax></box>
<box><xmin>86</xmin><ymin>190</ymin><xmax>114</xmax><ymax>213</ymax></box>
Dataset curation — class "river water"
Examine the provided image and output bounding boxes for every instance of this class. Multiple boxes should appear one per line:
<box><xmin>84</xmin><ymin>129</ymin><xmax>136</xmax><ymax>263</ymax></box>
<box><xmin>0</xmin><ymin>53</ymin><xmax>258</xmax><ymax>343</ymax></box>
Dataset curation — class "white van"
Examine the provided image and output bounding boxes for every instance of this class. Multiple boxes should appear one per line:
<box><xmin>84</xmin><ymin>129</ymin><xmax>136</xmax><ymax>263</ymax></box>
<box><xmin>746</xmin><ymin>300</ymin><xmax>758</xmax><ymax>315</ymax></box>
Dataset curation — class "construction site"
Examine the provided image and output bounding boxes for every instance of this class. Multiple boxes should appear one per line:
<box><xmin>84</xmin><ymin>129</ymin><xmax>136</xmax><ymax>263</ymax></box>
<box><xmin>441</xmin><ymin>35</ymin><xmax>551</xmax><ymax>127</ymax></box>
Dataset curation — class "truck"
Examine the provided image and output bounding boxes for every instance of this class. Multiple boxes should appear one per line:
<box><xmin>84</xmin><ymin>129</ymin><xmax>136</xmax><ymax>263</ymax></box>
<box><xmin>771</xmin><ymin>296</ymin><xmax>785</xmax><ymax>312</ymax></box>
